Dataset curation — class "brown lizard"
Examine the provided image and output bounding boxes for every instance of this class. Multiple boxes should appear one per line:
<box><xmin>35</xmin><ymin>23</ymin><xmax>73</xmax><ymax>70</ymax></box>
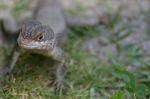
<box><xmin>0</xmin><ymin>0</ymin><xmax>66</xmax><ymax>89</ymax></box>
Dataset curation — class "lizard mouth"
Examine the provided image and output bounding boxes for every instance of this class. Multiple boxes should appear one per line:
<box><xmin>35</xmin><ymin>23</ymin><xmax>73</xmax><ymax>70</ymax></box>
<box><xmin>18</xmin><ymin>41</ymin><xmax>39</xmax><ymax>49</ymax></box>
<box><xmin>17</xmin><ymin>32</ymin><xmax>56</xmax><ymax>51</ymax></box>
<box><xmin>17</xmin><ymin>37</ymin><xmax>55</xmax><ymax>51</ymax></box>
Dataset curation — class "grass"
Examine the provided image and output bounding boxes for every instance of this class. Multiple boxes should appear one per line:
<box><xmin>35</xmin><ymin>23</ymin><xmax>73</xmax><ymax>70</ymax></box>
<box><xmin>0</xmin><ymin>24</ymin><xmax>150</xmax><ymax>99</ymax></box>
<box><xmin>0</xmin><ymin>1</ymin><xmax>150</xmax><ymax>99</ymax></box>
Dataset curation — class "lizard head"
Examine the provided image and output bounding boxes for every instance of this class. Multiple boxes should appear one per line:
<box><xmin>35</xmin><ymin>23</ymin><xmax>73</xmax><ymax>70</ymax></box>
<box><xmin>17</xmin><ymin>20</ymin><xmax>55</xmax><ymax>51</ymax></box>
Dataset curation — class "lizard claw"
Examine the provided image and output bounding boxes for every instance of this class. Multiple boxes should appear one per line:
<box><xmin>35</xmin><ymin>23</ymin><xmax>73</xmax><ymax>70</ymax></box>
<box><xmin>54</xmin><ymin>79</ymin><xmax>65</xmax><ymax>90</ymax></box>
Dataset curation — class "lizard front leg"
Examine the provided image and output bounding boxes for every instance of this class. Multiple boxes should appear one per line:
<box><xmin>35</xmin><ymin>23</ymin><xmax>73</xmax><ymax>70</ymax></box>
<box><xmin>0</xmin><ymin>44</ymin><xmax>20</xmax><ymax>83</ymax></box>
<box><xmin>50</xmin><ymin>46</ymin><xmax>65</xmax><ymax>89</ymax></box>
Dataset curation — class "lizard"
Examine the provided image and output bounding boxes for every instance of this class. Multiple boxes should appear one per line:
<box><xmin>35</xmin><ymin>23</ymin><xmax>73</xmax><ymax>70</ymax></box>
<box><xmin>0</xmin><ymin>0</ymin><xmax>107</xmax><ymax>89</ymax></box>
<box><xmin>0</xmin><ymin>0</ymin><xmax>66</xmax><ymax>89</ymax></box>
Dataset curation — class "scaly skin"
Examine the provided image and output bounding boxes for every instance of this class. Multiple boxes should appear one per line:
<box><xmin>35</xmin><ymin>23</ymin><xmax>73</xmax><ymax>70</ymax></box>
<box><xmin>0</xmin><ymin>20</ymin><xmax>66</xmax><ymax>89</ymax></box>
<box><xmin>0</xmin><ymin>0</ymin><xmax>66</xmax><ymax>89</ymax></box>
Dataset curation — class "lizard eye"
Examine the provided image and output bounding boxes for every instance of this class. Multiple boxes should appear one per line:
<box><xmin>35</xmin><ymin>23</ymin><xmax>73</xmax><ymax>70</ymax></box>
<box><xmin>38</xmin><ymin>35</ymin><xmax>44</xmax><ymax>41</ymax></box>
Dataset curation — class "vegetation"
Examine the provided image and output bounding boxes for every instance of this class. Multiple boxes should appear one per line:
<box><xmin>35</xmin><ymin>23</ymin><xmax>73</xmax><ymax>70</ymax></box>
<box><xmin>0</xmin><ymin>21</ymin><xmax>150</xmax><ymax>99</ymax></box>
<box><xmin>0</xmin><ymin>0</ymin><xmax>150</xmax><ymax>99</ymax></box>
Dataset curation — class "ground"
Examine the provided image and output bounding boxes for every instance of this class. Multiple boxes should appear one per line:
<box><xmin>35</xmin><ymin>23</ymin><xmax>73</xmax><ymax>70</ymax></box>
<box><xmin>0</xmin><ymin>0</ymin><xmax>150</xmax><ymax>99</ymax></box>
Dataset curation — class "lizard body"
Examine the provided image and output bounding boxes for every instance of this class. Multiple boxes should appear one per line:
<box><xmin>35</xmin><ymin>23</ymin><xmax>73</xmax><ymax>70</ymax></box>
<box><xmin>0</xmin><ymin>0</ymin><xmax>66</xmax><ymax>89</ymax></box>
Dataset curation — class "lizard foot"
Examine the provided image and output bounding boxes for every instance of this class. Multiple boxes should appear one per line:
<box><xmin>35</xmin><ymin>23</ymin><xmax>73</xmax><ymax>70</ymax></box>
<box><xmin>0</xmin><ymin>67</ymin><xmax>6</xmax><ymax>91</ymax></box>
<box><xmin>0</xmin><ymin>64</ymin><xmax>11</xmax><ymax>89</ymax></box>
<box><xmin>0</xmin><ymin>64</ymin><xmax>10</xmax><ymax>77</ymax></box>
<box><xmin>0</xmin><ymin>82</ymin><xmax>4</xmax><ymax>92</ymax></box>
<box><xmin>54</xmin><ymin>79</ymin><xmax>65</xmax><ymax>90</ymax></box>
